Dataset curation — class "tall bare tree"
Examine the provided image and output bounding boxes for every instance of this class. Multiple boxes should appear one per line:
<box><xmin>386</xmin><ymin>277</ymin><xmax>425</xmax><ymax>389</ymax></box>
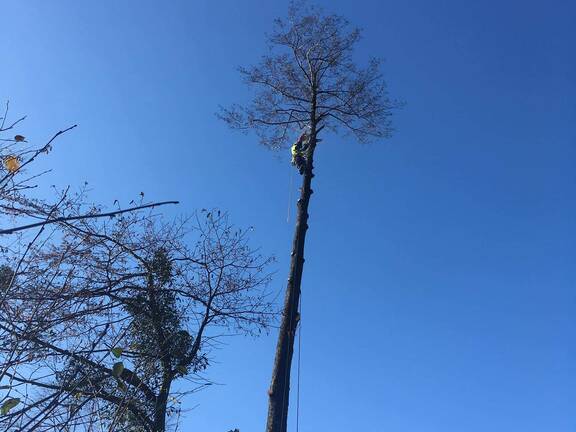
<box><xmin>219</xmin><ymin>3</ymin><xmax>400</xmax><ymax>431</ymax></box>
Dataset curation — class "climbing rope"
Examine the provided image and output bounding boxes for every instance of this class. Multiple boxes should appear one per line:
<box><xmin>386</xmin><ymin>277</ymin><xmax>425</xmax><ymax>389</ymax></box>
<box><xmin>287</xmin><ymin>164</ymin><xmax>294</xmax><ymax>223</ymax></box>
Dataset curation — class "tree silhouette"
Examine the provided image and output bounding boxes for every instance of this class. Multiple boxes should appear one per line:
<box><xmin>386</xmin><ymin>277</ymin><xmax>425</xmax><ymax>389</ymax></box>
<box><xmin>219</xmin><ymin>3</ymin><xmax>400</xmax><ymax>431</ymax></box>
<box><xmin>0</xmin><ymin>104</ymin><xmax>275</xmax><ymax>431</ymax></box>
<box><xmin>0</xmin><ymin>208</ymin><xmax>274</xmax><ymax>431</ymax></box>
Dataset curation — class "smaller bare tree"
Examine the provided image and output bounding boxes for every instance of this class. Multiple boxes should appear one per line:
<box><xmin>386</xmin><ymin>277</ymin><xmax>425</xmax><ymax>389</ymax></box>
<box><xmin>0</xmin><ymin>102</ymin><xmax>273</xmax><ymax>432</ymax></box>
<box><xmin>0</xmin><ymin>204</ymin><xmax>275</xmax><ymax>431</ymax></box>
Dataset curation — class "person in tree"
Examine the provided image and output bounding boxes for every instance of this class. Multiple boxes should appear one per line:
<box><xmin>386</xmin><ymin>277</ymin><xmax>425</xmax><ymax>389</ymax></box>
<box><xmin>290</xmin><ymin>130</ymin><xmax>309</xmax><ymax>174</ymax></box>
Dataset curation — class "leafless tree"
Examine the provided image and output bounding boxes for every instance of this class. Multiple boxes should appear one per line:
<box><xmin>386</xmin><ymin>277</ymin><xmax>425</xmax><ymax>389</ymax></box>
<box><xmin>0</xmin><ymin>205</ymin><xmax>274</xmax><ymax>431</ymax></box>
<box><xmin>0</xmin><ymin>104</ymin><xmax>275</xmax><ymax>431</ymax></box>
<box><xmin>219</xmin><ymin>3</ymin><xmax>400</xmax><ymax>431</ymax></box>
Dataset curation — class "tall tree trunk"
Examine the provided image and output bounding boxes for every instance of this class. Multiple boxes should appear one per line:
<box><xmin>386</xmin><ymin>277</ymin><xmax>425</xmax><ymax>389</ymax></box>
<box><xmin>266</xmin><ymin>117</ymin><xmax>318</xmax><ymax>432</ymax></box>
<box><xmin>153</xmin><ymin>378</ymin><xmax>170</xmax><ymax>432</ymax></box>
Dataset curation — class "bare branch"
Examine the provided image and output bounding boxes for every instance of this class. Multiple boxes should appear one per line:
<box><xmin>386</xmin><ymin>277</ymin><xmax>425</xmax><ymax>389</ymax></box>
<box><xmin>0</xmin><ymin>200</ymin><xmax>180</xmax><ymax>235</ymax></box>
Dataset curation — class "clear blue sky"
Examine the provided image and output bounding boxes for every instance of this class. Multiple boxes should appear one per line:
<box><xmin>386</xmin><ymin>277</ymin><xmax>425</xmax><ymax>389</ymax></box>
<box><xmin>2</xmin><ymin>1</ymin><xmax>575</xmax><ymax>431</ymax></box>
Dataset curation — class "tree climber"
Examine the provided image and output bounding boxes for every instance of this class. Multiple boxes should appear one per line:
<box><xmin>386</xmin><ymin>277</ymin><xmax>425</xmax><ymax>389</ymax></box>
<box><xmin>291</xmin><ymin>130</ymin><xmax>309</xmax><ymax>175</ymax></box>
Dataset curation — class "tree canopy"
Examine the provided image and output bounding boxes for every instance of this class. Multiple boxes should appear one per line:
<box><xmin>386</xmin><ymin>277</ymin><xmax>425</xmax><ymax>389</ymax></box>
<box><xmin>219</xmin><ymin>2</ymin><xmax>400</xmax><ymax>150</ymax></box>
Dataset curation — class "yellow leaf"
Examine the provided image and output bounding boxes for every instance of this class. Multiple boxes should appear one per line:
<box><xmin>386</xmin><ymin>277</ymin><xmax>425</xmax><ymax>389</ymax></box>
<box><xmin>4</xmin><ymin>156</ymin><xmax>20</xmax><ymax>173</ymax></box>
